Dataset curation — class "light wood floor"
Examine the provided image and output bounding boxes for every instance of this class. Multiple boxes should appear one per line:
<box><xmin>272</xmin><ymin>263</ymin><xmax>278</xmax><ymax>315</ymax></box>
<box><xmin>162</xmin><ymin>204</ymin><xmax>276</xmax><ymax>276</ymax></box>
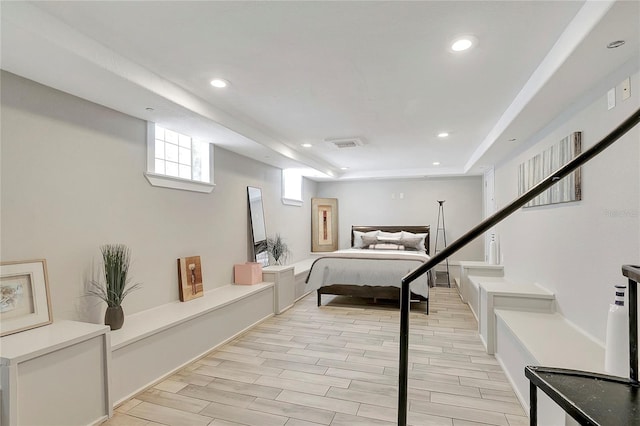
<box><xmin>104</xmin><ymin>287</ymin><xmax>527</xmax><ymax>426</ymax></box>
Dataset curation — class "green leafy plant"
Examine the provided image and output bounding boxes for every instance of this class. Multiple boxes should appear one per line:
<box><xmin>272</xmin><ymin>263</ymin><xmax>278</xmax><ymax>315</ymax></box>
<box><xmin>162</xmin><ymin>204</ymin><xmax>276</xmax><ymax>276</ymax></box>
<box><xmin>88</xmin><ymin>244</ymin><xmax>141</xmax><ymax>307</ymax></box>
<box><xmin>267</xmin><ymin>234</ymin><xmax>291</xmax><ymax>265</ymax></box>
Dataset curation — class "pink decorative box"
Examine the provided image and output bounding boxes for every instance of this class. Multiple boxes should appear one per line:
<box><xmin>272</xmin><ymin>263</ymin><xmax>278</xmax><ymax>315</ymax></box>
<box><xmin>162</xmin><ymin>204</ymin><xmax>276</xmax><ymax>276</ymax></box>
<box><xmin>234</xmin><ymin>262</ymin><xmax>263</xmax><ymax>285</ymax></box>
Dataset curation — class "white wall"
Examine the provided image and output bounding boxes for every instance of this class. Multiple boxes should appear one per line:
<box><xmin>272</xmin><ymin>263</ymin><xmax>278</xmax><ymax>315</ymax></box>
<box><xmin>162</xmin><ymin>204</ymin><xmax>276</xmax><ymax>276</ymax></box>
<box><xmin>316</xmin><ymin>176</ymin><xmax>484</xmax><ymax>261</ymax></box>
<box><xmin>494</xmin><ymin>68</ymin><xmax>640</xmax><ymax>343</ymax></box>
<box><xmin>0</xmin><ymin>71</ymin><xmax>316</xmax><ymax>322</ymax></box>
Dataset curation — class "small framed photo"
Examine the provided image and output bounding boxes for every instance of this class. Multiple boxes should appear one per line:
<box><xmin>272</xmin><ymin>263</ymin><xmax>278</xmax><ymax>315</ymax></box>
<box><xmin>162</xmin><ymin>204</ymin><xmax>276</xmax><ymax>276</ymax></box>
<box><xmin>177</xmin><ymin>256</ymin><xmax>204</xmax><ymax>302</ymax></box>
<box><xmin>1</xmin><ymin>259</ymin><xmax>53</xmax><ymax>337</ymax></box>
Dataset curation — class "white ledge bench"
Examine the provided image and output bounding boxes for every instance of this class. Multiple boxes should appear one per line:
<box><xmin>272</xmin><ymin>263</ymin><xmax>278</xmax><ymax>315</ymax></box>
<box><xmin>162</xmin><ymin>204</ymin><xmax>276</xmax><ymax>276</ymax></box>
<box><xmin>457</xmin><ymin>261</ymin><xmax>504</xmax><ymax>320</ymax></box>
<box><xmin>110</xmin><ymin>282</ymin><xmax>274</xmax><ymax>405</ymax></box>
<box><xmin>1</xmin><ymin>321</ymin><xmax>111</xmax><ymax>426</ymax></box>
<box><xmin>263</xmin><ymin>258</ymin><xmax>317</xmax><ymax>314</ymax></box>
<box><xmin>495</xmin><ymin>309</ymin><xmax>605</xmax><ymax>426</ymax></box>
<box><xmin>472</xmin><ymin>276</ymin><xmax>555</xmax><ymax>354</ymax></box>
<box><xmin>292</xmin><ymin>258</ymin><xmax>317</xmax><ymax>300</ymax></box>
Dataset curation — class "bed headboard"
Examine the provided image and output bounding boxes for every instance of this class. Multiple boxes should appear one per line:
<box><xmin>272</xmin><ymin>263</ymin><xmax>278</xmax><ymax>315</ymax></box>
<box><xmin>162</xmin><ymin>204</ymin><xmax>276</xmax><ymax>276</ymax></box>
<box><xmin>351</xmin><ymin>225</ymin><xmax>431</xmax><ymax>254</ymax></box>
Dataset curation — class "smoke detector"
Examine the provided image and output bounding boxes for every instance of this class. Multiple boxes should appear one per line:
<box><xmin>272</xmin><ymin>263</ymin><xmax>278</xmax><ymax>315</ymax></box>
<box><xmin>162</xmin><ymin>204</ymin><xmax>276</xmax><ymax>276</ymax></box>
<box><xmin>325</xmin><ymin>137</ymin><xmax>365</xmax><ymax>149</ymax></box>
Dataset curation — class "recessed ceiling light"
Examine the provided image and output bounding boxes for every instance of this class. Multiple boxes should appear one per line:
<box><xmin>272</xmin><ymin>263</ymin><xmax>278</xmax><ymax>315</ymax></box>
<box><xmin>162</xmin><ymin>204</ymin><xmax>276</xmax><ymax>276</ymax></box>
<box><xmin>451</xmin><ymin>36</ymin><xmax>476</xmax><ymax>52</ymax></box>
<box><xmin>607</xmin><ymin>40</ymin><xmax>625</xmax><ymax>49</ymax></box>
<box><xmin>432</xmin><ymin>161</ymin><xmax>441</xmax><ymax>166</ymax></box>
<box><xmin>301</xmin><ymin>143</ymin><xmax>312</xmax><ymax>148</ymax></box>
<box><xmin>508</xmin><ymin>138</ymin><xmax>517</xmax><ymax>142</ymax></box>
<box><xmin>340</xmin><ymin>167</ymin><xmax>349</xmax><ymax>170</ymax></box>
<box><xmin>438</xmin><ymin>132</ymin><xmax>449</xmax><ymax>138</ymax></box>
<box><xmin>145</xmin><ymin>107</ymin><xmax>154</xmax><ymax>112</ymax></box>
<box><xmin>210</xmin><ymin>78</ymin><xmax>229</xmax><ymax>88</ymax></box>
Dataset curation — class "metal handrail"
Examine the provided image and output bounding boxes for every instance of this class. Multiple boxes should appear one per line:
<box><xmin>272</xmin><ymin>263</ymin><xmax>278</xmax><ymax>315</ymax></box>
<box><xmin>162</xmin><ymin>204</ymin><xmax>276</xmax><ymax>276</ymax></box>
<box><xmin>397</xmin><ymin>107</ymin><xmax>640</xmax><ymax>426</ymax></box>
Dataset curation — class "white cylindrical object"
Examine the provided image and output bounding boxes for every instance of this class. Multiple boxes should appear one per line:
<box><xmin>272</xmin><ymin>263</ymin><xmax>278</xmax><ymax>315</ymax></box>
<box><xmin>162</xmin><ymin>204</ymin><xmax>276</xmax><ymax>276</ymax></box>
<box><xmin>605</xmin><ymin>284</ymin><xmax>629</xmax><ymax>377</ymax></box>
<box><xmin>488</xmin><ymin>235</ymin><xmax>497</xmax><ymax>265</ymax></box>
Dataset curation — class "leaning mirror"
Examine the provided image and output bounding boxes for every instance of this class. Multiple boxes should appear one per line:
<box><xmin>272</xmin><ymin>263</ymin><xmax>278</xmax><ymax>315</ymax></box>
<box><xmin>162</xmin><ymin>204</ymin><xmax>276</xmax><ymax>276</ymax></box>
<box><xmin>247</xmin><ymin>186</ymin><xmax>268</xmax><ymax>266</ymax></box>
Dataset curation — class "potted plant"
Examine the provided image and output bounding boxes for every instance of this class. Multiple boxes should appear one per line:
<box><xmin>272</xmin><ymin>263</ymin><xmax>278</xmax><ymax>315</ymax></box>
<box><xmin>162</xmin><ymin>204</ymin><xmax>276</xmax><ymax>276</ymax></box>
<box><xmin>88</xmin><ymin>244</ymin><xmax>140</xmax><ymax>330</ymax></box>
<box><xmin>267</xmin><ymin>234</ymin><xmax>291</xmax><ymax>266</ymax></box>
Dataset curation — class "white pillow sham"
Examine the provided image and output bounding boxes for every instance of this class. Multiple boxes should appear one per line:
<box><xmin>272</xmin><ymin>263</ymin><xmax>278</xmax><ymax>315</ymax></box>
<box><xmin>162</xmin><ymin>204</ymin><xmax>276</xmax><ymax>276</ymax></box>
<box><xmin>377</xmin><ymin>231</ymin><xmax>402</xmax><ymax>241</ymax></box>
<box><xmin>401</xmin><ymin>231</ymin><xmax>428</xmax><ymax>251</ymax></box>
<box><xmin>353</xmin><ymin>229</ymin><xmax>428</xmax><ymax>251</ymax></box>
<box><xmin>368</xmin><ymin>243</ymin><xmax>405</xmax><ymax>250</ymax></box>
<box><xmin>353</xmin><ymin>230</ymin><xmax>380</xmax><ymax>248</ymax></box>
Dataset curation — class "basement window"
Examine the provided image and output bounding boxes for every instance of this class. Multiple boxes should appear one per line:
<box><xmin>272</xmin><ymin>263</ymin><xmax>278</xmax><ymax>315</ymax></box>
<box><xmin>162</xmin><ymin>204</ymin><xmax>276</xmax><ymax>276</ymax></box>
<box><xmin>144</xmin><ymin>123</ymin><xmax>215</xmax><ymax>193</ymax></box>
<box><xmin>282</xmin><ymin>169</ymin><xmax>303</xmax><ymax>206</ymax></box>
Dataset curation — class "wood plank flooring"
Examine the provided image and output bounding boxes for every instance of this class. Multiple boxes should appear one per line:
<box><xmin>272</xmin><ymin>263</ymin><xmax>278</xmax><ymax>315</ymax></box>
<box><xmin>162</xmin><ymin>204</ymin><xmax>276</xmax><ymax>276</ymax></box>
<box><xmin>104</xmin><ymin>288</ymin><xmax>527</xmax><ymax>426</ymax></box>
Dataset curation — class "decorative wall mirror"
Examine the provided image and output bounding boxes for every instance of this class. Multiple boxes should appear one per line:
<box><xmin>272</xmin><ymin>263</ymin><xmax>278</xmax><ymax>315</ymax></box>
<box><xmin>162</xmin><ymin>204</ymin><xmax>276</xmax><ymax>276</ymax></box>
<box><xmin>247</xmin><ymin>186</ymin><xmax>268</xmax><ymax>266</ymax></box>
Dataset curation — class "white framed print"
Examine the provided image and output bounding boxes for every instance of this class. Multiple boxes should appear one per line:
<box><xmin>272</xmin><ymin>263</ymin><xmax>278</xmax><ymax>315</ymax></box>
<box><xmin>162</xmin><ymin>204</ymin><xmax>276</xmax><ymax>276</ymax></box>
<box><xmin>1</xmin><ymin>259</ymin><xmax>53</xmax><ymax>337</ymax></box>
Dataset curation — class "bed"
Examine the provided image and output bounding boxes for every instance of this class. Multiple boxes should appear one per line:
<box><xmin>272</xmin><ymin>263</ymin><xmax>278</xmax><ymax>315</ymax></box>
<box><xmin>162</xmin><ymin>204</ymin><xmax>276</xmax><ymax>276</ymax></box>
<box><xmin>305</xmin><ymin>225</ymin><xmax>433</xmax><ymax>314</ymax></box>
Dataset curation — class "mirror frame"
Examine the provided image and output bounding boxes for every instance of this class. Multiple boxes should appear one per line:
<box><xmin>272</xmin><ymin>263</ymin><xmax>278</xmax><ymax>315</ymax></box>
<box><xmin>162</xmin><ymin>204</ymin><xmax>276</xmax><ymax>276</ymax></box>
<box><xmin>247</xmin><ymin>186</ymin><xmax>268</xmax><ymax>266</ymax></box>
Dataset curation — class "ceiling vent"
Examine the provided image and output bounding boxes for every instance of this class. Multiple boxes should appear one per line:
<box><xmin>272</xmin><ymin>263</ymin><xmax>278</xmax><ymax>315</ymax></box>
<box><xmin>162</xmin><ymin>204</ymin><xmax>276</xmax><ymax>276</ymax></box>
<box><xmin>325</xmin><ymin>137</ymin><xmax>365</xmax><ymax>149</ymax></box>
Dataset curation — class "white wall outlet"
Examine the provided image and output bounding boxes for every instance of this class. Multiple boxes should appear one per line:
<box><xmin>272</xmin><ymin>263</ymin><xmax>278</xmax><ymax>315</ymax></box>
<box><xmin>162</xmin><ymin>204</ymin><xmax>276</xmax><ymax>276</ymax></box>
<box><xmin>607</xmin><ymin>88</ymin><xmax>616</xmax><ymax>110</ymax></box>
<box><xmin>621</xmin><ymin>77</ymin><xmax>631</xmax><ymax>100</ymax></box>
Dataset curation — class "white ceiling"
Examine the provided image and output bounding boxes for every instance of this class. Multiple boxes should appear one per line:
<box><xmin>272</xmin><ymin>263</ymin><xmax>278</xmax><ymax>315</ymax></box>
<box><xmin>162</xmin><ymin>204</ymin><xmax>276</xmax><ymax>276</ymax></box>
<box><xmin>1</xmin><ymin>1</ymin><xmax>638</xmax><ymax>180</ymax></box>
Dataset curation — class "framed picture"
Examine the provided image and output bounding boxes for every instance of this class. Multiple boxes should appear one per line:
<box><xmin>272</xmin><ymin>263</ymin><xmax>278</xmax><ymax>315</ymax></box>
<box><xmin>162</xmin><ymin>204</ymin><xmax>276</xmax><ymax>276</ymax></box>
<box><xmin>177</xmin><ymin>256</ymin><xmax>203</xmax><ymax>301</ymax></box>
<box><xmin>518</xmin><ymin>132</ymin><xmax>582</xmax><ymax>208</ymax></box>
<box><xmin>1</xmin><ymin>259</ymin><xmax>53</xmax><ymax>337</ymax></box>
<box><xmin>311</xmin><ymin>198</ymin><xmax>339</xmax><ymax>252</ymax></box>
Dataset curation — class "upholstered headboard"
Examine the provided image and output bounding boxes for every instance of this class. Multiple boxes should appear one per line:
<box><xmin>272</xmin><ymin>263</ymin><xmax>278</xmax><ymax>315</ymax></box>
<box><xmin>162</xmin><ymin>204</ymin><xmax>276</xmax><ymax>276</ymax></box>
<box><xmin>351</xmin><ymin>225</ymin><xmax>431</xmax><ymax>254</ymax></box>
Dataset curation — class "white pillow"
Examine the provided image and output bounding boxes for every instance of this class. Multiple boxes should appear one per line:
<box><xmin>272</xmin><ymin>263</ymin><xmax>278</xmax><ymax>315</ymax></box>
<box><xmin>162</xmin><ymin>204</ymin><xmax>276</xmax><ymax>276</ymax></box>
<box><xmin>401</xmin><ymin>231</ymin><xmax>428</xmax><ymax>251</ymax></box>
<box><xmin>369</xmin><ymin>243</ymin><xmax>405</xmax><ymax>251</ymax></box>
<box><xmin>353</xmin><ymin>230</ymin><xmax>379</xmax><ymax>248</ymax></box>
<box><xmin>377</xmin><ymin>231</ymin><xmax>402</xmax><ymax>241</ymax></box>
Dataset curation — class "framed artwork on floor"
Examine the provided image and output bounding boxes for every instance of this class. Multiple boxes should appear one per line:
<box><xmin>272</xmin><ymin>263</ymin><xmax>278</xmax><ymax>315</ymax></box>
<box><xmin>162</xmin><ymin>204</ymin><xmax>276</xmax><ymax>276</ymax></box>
<box><xmin>311</xmin><ymin>197</ymin><xmax>339</xmax><ymax>252</ymax></box>
<box><xmin>1</xmin><ymin>259</ymin><xmax>53</xmax><ymax>337</ymax></box>
<box><xmin>177</xmin><ymin>256</ymin><xmax>204</xmax><ymax>301</ymax></box>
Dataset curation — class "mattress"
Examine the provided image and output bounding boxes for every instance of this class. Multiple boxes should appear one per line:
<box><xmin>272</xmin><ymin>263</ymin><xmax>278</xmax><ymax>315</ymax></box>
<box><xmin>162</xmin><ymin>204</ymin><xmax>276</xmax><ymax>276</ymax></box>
<box><xmin>305</xmin><ymin>249</ymin><xmax>431</xmax><ymax>299</ymax></box>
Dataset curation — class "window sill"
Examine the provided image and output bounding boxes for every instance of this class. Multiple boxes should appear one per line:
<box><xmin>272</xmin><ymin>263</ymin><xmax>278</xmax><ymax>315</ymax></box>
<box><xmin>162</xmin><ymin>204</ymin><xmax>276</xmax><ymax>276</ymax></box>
<box><xmin>282</xmin><ymin>198</ymin><xmax>303</xmax><ymax>207</ymax></box>
<box><xmin>144</xmin><ymin>172</ymin><xmax>215</xmax><ymax>193</ymax></box>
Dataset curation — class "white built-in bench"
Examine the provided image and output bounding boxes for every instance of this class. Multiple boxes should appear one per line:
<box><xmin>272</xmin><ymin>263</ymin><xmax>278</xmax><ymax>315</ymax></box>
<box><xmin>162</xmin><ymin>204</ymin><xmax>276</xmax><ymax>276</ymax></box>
<box><xmin>292</xmin><ymin>257</ymin><xmax>318</xmax><ymax>301</ymax></box>
<box><xmin>277</xmin><ymin>257</ymin><xmax>318</xmax><ymax>302</ymax></box>
<box><xmin>495</xmin><ymin>309</ymin><xmax>605</xmax><ymax>426</ymax></box>
<box><xmin>262</xmin><ymin>257</ymin><xmax>317</xmax><ymax>315</ymax></box>
<box><xmin>467</xmin><ymin>274</ymin><xmax>508</xmax><ymax>324</ymax></box>
<box><xmin>1</xmin><ymin>321</ymin><xmax>111</xmax><ymax>426</ymax></box>
<box><xmin>263</xmin><ymin>265</ymin><xmax>296</xmax><ymax>314</ymax></box>
<box><xmin>110</xmin><ymin>282</ymin><xmax>274</xmax><ymax>404</ymax></box>
<box><xmin>457</xmin><ymin>261</ymin><xmax>504</xmax><ymax>320</ymax></box>
<box><xmin>472</xmin><ymin>276</ymin><xmax>555</xmax><ymax>354</ymax></box>
<box><xmin>0</xmin><ymin>280</ymin><xmax>279</xmax><ymax>425</ymax></box>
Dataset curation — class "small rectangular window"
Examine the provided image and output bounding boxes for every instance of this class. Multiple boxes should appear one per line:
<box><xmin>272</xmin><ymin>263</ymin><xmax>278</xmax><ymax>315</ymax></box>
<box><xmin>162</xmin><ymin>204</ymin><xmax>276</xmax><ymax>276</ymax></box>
<box><xmin>145</xmin><ymin>122</ymin><xmax>215</xmax><ymax>193</ymax></box>
<box><xmin>282</xmin><ymin>169</ymin><xmax>303</xmax><ymax>206</ymax></box>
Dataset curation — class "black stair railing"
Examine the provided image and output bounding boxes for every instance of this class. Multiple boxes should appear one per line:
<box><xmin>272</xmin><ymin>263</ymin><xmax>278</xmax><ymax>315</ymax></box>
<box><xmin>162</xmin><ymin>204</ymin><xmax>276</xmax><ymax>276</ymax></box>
<box><xmin>397</xmin><ymin>107</ymin><xmax>640</xmax><ymax>426</ymax></box>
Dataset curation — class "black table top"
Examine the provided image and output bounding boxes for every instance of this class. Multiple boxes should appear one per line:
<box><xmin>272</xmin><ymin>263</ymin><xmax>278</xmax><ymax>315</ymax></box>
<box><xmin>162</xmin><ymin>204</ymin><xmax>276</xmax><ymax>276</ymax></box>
<box><xmin>525</xmin><ymin>366</ymin><xmax>640</xmax><ymax>425</ymax></box>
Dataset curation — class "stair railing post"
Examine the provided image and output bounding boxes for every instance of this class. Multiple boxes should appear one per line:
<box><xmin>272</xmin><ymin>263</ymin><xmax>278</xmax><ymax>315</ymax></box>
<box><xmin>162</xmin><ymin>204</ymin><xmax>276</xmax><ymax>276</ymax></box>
<box><xmin>398</xmin><ymin>281</ymin><xmax>410</xmax><ymax>425</ymax></box>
